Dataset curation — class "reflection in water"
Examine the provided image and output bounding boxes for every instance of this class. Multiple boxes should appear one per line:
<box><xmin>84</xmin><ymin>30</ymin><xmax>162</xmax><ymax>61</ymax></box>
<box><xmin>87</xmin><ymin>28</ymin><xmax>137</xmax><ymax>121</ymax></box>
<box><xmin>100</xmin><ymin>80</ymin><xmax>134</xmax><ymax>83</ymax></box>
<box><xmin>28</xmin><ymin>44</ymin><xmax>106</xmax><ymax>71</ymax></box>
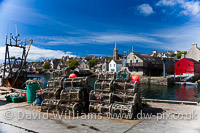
<box><xmin>30</xmin><ymin>74</ymin><xmax>200</xmax><ymax>102</ymax></box>
<box><xmin>140</xmin><ymin>84</ymin><xmax>200</xmax><ymax>102</ymax></box>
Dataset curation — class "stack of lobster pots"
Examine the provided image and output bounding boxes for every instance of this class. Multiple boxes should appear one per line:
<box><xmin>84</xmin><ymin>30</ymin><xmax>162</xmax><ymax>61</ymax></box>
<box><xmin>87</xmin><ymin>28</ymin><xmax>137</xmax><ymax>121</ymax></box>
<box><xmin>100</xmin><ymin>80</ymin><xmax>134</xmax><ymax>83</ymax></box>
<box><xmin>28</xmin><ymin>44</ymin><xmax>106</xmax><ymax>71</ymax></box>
<box><xmin>57</xmin><ymin>77</ymin><xmax>90</xmax><ymax>114</ymax></box>
<box><xmin>41</xmin><ymin>77</ymin><xmax>65</xmax><ymax>112</ymax></box>
<box><xmin>89</xmin><ymin>71</ymin><xmax>141</xmax><ymax>119</ymax></box>
<box><xmin>41</xmin><ymin>76</ymin><xmax>90</xmax><ymax>115</ymax></box>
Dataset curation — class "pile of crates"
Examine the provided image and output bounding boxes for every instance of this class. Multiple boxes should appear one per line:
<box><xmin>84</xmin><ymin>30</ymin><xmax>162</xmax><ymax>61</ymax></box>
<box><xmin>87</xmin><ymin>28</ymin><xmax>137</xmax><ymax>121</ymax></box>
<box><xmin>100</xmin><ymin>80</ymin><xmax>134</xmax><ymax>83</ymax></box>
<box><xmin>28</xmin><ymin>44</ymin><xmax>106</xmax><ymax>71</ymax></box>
<box><xmin>41</xmin><ymin>77</ymin><xmax>90</xmax><ymax>114</ymax></box>
<box><xmin>89</xmin><ymin>71</ymin><xmax>141</xmax><ymax>119</ymax></box>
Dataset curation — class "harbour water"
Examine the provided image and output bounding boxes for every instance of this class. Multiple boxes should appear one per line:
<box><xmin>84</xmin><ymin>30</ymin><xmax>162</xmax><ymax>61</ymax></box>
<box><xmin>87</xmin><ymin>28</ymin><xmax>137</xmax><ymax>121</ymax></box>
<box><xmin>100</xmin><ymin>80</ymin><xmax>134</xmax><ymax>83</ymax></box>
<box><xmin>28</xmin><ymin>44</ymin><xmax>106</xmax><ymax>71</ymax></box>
<box><xmin>29</xmin><ymin>74</ymin><xmax>200</xmax><ymax>102</ymax></box>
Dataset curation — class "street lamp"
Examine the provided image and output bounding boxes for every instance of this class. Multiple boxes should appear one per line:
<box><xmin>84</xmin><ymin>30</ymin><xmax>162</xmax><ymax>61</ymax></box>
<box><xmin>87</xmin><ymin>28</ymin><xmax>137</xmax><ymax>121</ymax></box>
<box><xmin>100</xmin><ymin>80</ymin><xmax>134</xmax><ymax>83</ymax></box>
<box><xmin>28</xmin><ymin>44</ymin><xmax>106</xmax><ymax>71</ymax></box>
<box><xmin>162</xmin><ymin>54</ymin><xmax>167</xmax><ymax>78</ymax></box>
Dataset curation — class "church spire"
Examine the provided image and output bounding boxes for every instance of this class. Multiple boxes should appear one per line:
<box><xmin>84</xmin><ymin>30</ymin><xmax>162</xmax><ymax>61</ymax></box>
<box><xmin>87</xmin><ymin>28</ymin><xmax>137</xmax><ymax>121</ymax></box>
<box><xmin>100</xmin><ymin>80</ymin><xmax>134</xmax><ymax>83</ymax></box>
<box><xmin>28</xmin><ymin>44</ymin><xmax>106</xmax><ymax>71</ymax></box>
<box><xmin>113</xmin><ymin>42</ymin><xmax>119</xmax><ymax>60</ymax></box>
<box><xmin>114</xmin><ymin>42</ymin><xmax>117</xmax><ymax>50</ymax></box>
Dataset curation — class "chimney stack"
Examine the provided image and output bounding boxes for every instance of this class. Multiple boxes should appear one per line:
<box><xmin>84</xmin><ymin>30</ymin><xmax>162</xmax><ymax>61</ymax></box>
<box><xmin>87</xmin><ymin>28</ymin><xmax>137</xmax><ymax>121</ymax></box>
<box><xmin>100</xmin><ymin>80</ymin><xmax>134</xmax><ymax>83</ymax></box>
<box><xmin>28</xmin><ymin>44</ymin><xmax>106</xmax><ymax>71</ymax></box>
<box><xmin>181</xmin><ymin>54</ymin><xmax>185</xmax><ymax>59</ymax></box>
<box><xmin>192</xmin><ymin>43</ymin><xmax>197</xmax><ymax>48</ymax></box>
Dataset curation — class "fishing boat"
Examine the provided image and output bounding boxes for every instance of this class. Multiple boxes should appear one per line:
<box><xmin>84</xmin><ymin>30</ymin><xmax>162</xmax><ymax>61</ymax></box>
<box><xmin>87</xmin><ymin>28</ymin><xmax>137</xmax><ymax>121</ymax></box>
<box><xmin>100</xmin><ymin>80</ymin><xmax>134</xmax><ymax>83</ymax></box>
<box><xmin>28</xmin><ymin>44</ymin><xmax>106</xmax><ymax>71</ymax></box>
<box><xmin>1</xmin><ymin>32</ymin><xmax>33</xmax><ymax>89</ymax></box>
<box><xmin>185</xmin><ymin>81</ymin><xmax>198</xmax><ymax>86</ymax></box>
<box><xmin>174</xmin><ymin>81</ymin><xmax>198</xmax><ymax>86</ymax></box>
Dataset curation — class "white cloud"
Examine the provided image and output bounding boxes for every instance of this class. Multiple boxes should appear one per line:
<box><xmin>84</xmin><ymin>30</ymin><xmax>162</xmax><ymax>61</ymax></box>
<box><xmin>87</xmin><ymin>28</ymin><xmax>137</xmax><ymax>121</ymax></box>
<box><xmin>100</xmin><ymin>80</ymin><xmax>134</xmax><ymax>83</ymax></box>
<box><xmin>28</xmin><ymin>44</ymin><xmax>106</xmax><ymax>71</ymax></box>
<box><xmin>34</xmin><ymin>33</ymin><xmax>162</xmax><ymax>46</ymax></box>
<box><xmin>90</xmin><ymin>34</ymin><xmax>161</xmax><ymax>44</ymax></box>
<box><xmin>156</xmin><ymin>0</ymin><xmax>177</xmax><ymax>6</ymax></box>
<box><xmin>137</xmin><ymin>4</ymin><xmax>154</xmax><ymax>16</ymax></box>
<box><xmin>147</xmin><ymin>22</ymin><xmax>200</xmax><ymax>51</ymax></box>
<box><xmin>156</xmin><ymin>0</ymin><xmax>200</xmax><ymax>16</ymax></box>
<box><xmin>0</xmin><ymin>45</ymin><xmax>76</xmax><ymax>62</ymax></box>
<box><xmin>180</xmin><ymin>1</ymin><xmax>200</xmax><ymax>16</ymax></box>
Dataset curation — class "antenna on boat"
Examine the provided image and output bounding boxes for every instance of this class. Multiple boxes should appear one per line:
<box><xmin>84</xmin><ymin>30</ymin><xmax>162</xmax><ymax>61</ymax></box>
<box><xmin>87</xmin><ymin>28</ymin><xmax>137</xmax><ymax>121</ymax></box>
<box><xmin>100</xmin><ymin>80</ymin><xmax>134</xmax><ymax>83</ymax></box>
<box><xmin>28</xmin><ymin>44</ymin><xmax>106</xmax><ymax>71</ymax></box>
<box><xmin>7</xmin><ymin>23</ymin><xmax>9</xmax><ymax>36</ymax></box>
<box><xmin>15</xmin><ymin>24</ymin><xmax>20</xmax><ymax>39</ymax></box>
<box><xmin>6</xmin><ymin>23</ymin><xmax>9</xmax><ymax>44</ymax></box>
<box><xmin>15</xmin><ymin>24</ymin><xmax>17</xmax><ymax>36</ymax></box>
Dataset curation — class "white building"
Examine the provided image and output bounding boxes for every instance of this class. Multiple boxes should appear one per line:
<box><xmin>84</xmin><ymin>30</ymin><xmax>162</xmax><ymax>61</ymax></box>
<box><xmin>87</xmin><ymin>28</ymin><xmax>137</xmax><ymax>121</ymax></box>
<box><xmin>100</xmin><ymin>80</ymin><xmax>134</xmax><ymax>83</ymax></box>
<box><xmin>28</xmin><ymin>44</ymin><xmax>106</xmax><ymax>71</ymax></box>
<box><xmin>174</xmin><ymin>50</ymin><xmax>181</xmax><ymax>54</ymax></box>
<box><xmin>185</xmin><ymin>44</ymin><xmax>200</xmax><ymax>62</ymax></box>
<box><xmin>109</xmin><ymin>60</ymin><xmax>122</xmax><ymax>72</ymax></box>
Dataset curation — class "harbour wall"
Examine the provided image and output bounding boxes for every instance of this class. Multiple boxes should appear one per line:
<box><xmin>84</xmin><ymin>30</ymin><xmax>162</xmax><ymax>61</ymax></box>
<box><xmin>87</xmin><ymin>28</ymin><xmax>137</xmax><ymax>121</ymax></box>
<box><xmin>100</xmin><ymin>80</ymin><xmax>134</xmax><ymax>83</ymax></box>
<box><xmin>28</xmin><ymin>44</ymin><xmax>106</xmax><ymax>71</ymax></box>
<box><xmin>139</xmin><ymin>76</ymin><xmax>175</xmax><ymax>86</ymax></box>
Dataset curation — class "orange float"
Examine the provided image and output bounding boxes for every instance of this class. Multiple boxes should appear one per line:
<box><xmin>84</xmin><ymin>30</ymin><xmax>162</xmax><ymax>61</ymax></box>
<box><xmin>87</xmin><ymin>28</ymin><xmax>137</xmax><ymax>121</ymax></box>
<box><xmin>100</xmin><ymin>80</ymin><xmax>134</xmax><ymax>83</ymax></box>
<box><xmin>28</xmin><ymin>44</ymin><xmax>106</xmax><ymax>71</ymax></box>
<box><xmin>130</xmin><ymin>75</ymin><xmax>140</xmax><ymax>84</ymax></box>
<box><xmin>69</xmin><ymin>73</ymin><xmax>77</xmax><ymax>79</ymax></box>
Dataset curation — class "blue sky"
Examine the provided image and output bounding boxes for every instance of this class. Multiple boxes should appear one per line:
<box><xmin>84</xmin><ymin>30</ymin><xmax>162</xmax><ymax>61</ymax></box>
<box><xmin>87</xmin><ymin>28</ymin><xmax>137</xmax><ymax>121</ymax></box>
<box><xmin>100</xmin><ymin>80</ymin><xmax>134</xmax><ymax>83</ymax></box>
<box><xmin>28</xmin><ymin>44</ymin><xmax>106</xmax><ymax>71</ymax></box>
<box><xmin>0</xmin><ymin>0</ymin><xmax>200</xmax><ymax>61</ymax></box>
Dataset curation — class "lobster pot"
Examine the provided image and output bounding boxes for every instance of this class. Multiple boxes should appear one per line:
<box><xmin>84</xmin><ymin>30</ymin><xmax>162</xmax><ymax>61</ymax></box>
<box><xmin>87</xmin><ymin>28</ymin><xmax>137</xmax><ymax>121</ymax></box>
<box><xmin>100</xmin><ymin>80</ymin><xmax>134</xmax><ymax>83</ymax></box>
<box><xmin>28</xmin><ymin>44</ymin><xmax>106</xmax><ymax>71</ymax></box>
<box><xmin>42</xmin><ymin>88</ymin><xmax>63</xmax><ymax>100</ymax></box>
<box><xmin>89</xmin><ymin>90</ymin><xmax>112</xmax><ymax>103</ymax></box>
<box><xmin>57</xmin><ymin>101</ymin><xmax>83</xmax><ymax>115</ymax></box>
<box><xmin>63</xmin><ymin>80</ymin><xmax>72</xmax><ymax>88</ymax></box>
<box><xmin>48</xmin><ymin>77</ymin><xmax>64</xmax><ymax>89</ymax></box>
<box><xmin>112</xmin><ymin>93</ymin><xmax>126</xmax><ymax>104</ymax></box>
<box><xmin>60</xmin><ymin>88</ymin><xmax>85</xmax><ymax>102</ymax></box>
<box><xmin>94</xmin><ymin>80</ymin><xmax>102</xmax><ymax>91</ymax></box>
<box><xmin>89</xmin><ymin>102</ymin><xmax>112</xmax><ymax>115</ymax></box>
<box><xmin>42</xmin><ymin>89</ymin><xmax>49</xmax><ymax>100</ymax></box>
<box><xmin>63</xmin><ymin>77</ymin><xmax>88</xmax><ymax>88</ymax></box>
<box><xmin>126</xmin><ymin>82</ymin><xmax>138</xmax><ymax>94</ymax></box>
<box><xmin>112</xmin><ymin>93</ymin><xmax>137</xmax><ymax>104</ymax></box>
<box><xmin>41</xmin><ymin>99</ymin><xmax>59</xmax><ymax>112</ymax></box>
<box><xmin>94</xmin><ymin>80</ymin><xmax>113</xmax><ymax>92</ymax></box>
<box><xmin>97</xmin><ymin>73</ymin><xmax>115</xmax><ymax>81</ymax></box>
<box><xmin>113</xmin><ymin>82</ymin><xmax>137</xmax><ymax>93</ymax></box>
<box><xmin>101</xmin><ymin>80</ymin><xmax>113</xmax><ymax>92</ymax></box>
<box><xmin>116</xmin><ymin>71</ymin><xmax>130</xmax><ymax>81</ymax></box>
<box><xmin>111</xmin><ymin>103</ymin><xmax>135</xmax><ymax>119</ymax></box>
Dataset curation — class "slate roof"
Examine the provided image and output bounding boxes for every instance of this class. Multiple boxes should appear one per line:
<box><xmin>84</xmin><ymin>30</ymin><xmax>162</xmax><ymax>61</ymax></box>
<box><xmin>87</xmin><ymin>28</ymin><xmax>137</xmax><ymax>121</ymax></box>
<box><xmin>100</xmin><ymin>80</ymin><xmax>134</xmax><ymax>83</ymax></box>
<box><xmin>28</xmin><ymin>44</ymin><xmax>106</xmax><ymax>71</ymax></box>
<box><xmin>133</xmin><ymin>52</ymin><xmax>176</xmax><ymax>64</ymax></box>
<box><xmin>185</xmin><ymin>58</ymin><xmax>200</xmax><ymax>63</ymax></box>
<box><xmin>114</xmin><ymin>60</ymin><xmax>122</xmax><ymax>64</ymax></box>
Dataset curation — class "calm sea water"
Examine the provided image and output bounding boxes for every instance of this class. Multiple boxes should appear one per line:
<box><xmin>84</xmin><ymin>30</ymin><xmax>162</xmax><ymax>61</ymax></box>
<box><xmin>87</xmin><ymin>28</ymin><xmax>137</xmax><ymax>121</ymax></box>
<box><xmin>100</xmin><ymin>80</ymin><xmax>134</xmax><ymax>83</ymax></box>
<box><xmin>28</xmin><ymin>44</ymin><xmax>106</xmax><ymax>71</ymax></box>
<box><xmin>28</xmin><ymin>74</ymin><xmax>200</xmax><ymax>102</ymax></box>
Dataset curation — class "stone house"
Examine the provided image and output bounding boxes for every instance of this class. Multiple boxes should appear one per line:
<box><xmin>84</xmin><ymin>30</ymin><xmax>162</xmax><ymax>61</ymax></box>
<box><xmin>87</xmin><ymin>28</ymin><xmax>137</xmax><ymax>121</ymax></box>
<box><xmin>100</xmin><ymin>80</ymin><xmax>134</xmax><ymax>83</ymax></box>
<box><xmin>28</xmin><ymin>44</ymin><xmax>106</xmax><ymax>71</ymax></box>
<box><xmin>79</xmin><ymin>60</ymin><xmax>89</xmax><ymax>70</ymax></box>
<box><xmin>32</xmin><ymin>64</ymin><xmax>43</xmax><ymax>73</ymax></box>
<box><xmin>185</xmin><ymin>44</ymin><xmax>200</xmax><ymax>62</ymax></box>
<box><xmin>57</xmin><ymin>65</ymin><xmax>68</xmax><ymax>70</ymax></box>
<box><xmin>126</xmin><ymin>52</ymin><xmax>176</xmax><ymax>76</ymax></box>
<box><xmin>102</xmin><ymin>60</ymin><xmax>109</xmax><ymax>72</ymax></box>
<box><xmin>50</xmin><ymin>60</ymin><xmax>59</xmax><ymax>69</ymax></box>
<box><xmin>57</xmin><ymin>61</ymin><xmax>67</xmax><ymax>70</ymax></box>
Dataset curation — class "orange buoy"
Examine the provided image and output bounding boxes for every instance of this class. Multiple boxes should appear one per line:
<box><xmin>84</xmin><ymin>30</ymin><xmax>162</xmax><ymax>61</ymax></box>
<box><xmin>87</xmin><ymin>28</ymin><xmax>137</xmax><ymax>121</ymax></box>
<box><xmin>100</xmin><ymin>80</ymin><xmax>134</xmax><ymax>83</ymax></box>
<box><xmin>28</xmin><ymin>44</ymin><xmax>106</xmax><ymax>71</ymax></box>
<box><xmin>69</xmin><ymin>73</ymin><xmax>77</xmax><ymax>79</ymax></box>
<box><xmin>130</xmin><ymin>75</ymin><xmax>140</xmax><ymax>84</ymax></box>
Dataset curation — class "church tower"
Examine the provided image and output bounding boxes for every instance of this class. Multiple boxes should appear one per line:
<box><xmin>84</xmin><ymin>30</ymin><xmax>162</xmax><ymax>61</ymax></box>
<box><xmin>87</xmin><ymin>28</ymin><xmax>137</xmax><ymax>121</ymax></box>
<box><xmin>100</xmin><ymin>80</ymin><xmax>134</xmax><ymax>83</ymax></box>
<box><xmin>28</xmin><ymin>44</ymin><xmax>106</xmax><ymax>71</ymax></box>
<box><xmin>113</xmin><ymin>42</ymin><xmax>119</xmax><ymax>60</ymax></box>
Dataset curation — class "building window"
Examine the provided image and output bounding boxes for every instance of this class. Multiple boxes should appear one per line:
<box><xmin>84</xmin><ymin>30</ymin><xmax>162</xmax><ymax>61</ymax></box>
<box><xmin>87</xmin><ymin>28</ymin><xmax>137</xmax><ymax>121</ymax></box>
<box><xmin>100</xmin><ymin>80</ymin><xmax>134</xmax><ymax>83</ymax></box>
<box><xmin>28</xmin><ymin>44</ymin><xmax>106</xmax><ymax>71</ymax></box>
<box><xmin>178</xmin><ymin>63</ymin><xmax>179</xmax><ymax>66</ymax></box>
<box><xmin>185</xmin><ymin>69</ymin><xmax>187</xmax><ymax>72</ymax></box>
<box><xmin>136</xmin><ymin>68</ymin><xmax>138</xmax><ymax>72</ymax></box>
<box><xmin>110</xmin><ymin>64</ymin><xmax>111</xmax><ymax>67</ymax></box>
<box><xmin>136</xmin><ymin>60</ymin><xmax>138</xmax><ymax>63</ymax></box>
<box><xmin>130</xmin><ymin>60</ymin><xmax>132</xmax><ymax>63</ymax></box>
<box><xmin>114</xmin><ymin>64</ymin><xmax>115</xmax><ymax>67</ymax></box>
<box><xmin>188</xmin><ymin>63</ymin><xmax>190</xmax><ymax>66</ymax></box>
